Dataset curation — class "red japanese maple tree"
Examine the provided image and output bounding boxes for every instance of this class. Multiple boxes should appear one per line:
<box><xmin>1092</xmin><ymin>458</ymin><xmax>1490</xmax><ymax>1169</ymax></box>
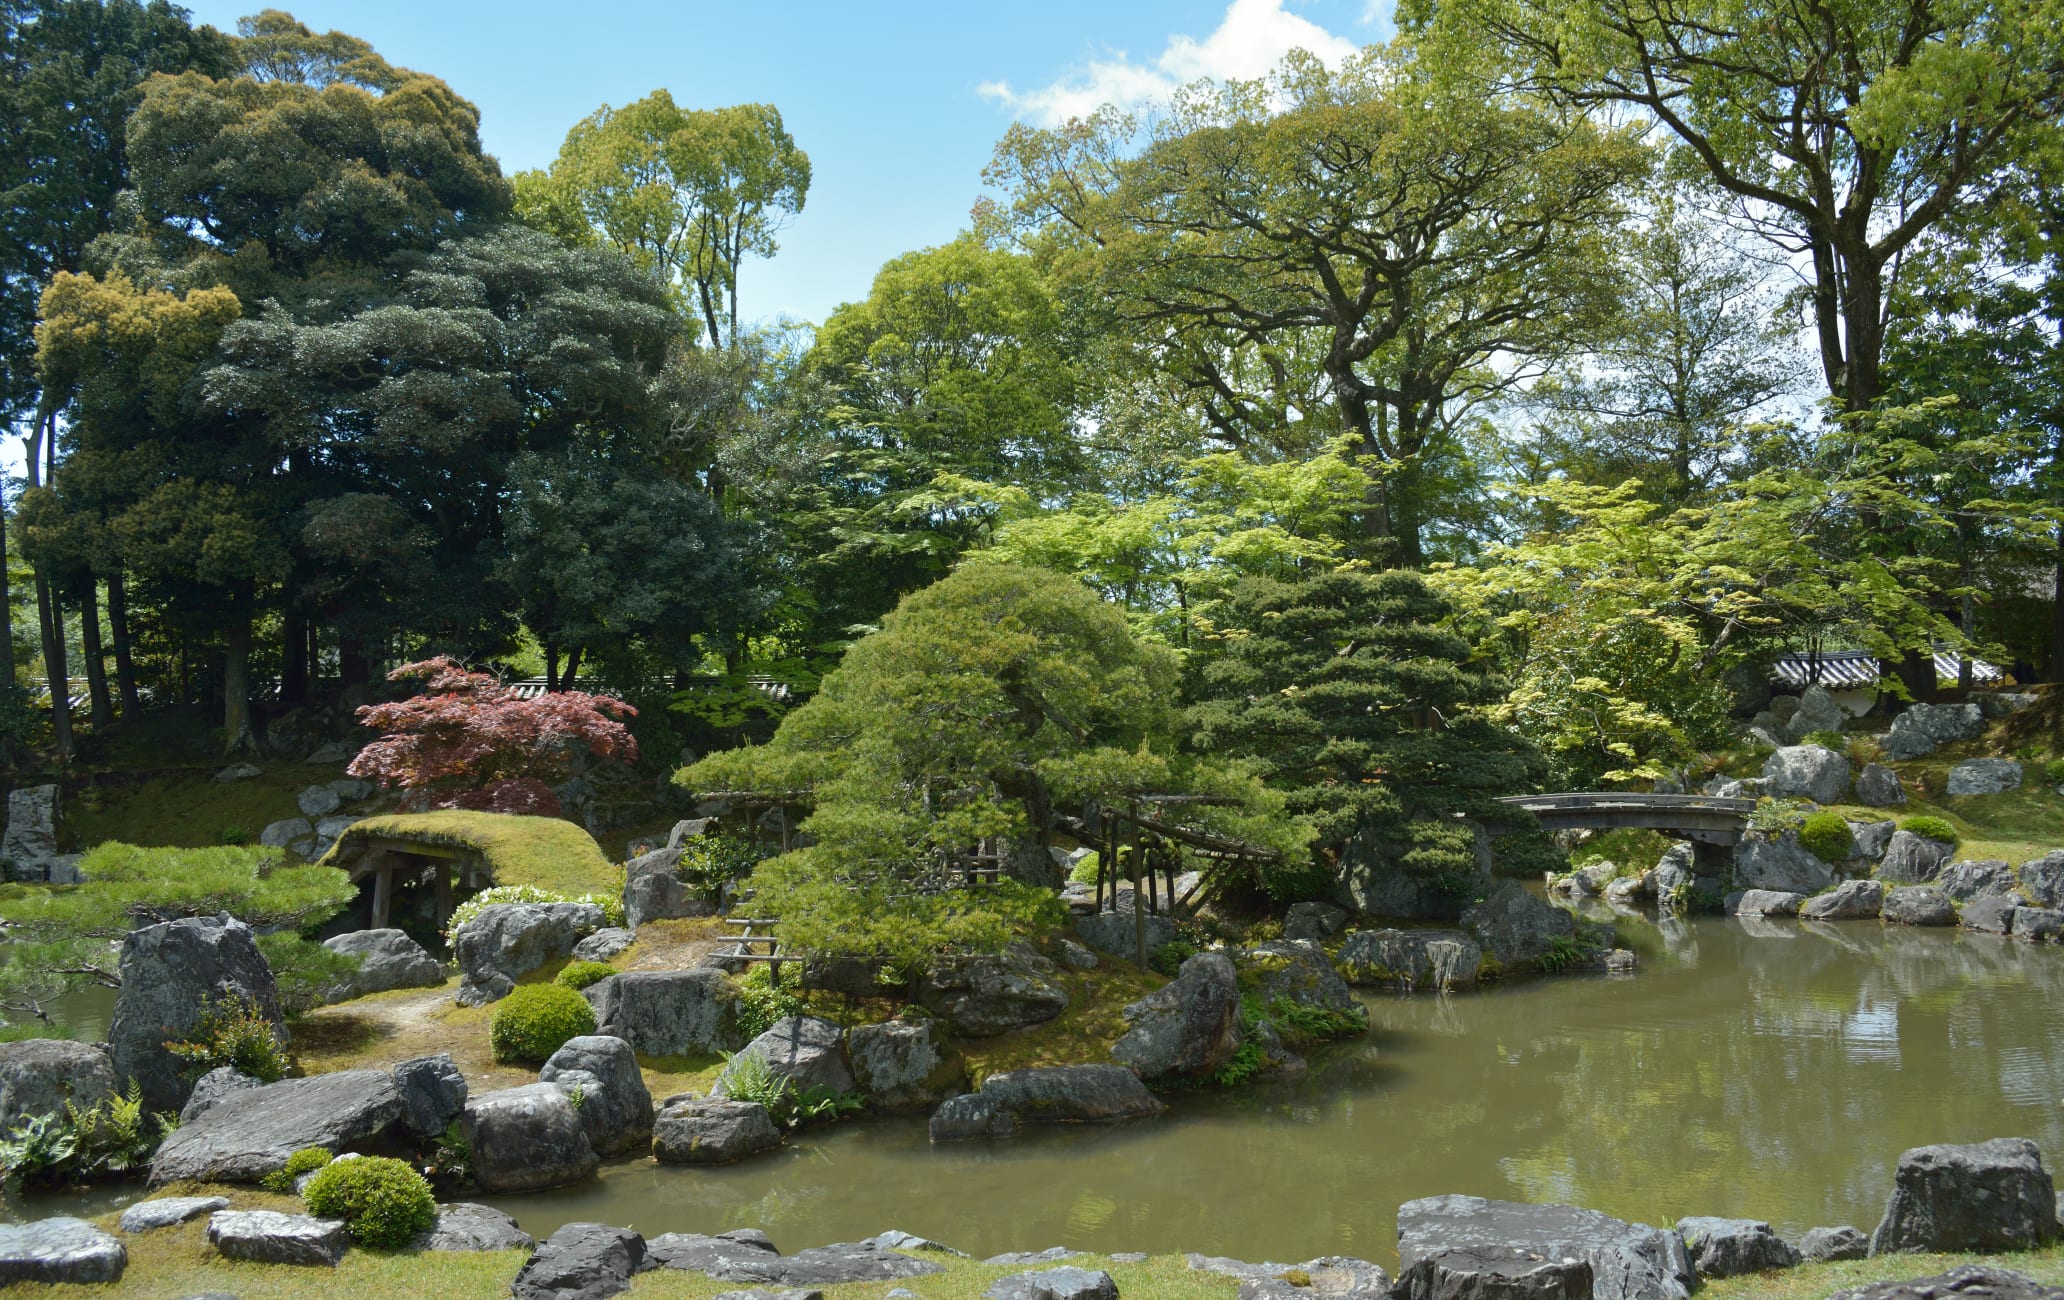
<box><xmin>348</xmin><ymin>657</ymin><xmax>639</xmax><ymax>818</ymax></box>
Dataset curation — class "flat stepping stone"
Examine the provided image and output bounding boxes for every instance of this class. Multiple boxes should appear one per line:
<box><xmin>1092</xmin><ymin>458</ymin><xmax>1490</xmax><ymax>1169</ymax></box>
<box><xmin>986</xmin><ymin>1247</ymin><xmax>1085</xmax><ymax>1266</ymax></box>
<box><xmin>120</xmin><ymin>1195</ymin><xmax>230</xmax><ymax>1233</ymax></box>
<box><xmin>417</xmin><ymin>1202</ymin><xmax>533</xmax><ymax>1252</ymax></box>
<box><xmin>986</xmin><ymin>1266</ymin><xmax>1119</xmax><ymax>1300</ymax></box>
<box><xmin>0</xmin><ymin>1216</ymin><xmax>127</xmax><ymax>1284</ymax></box>
<box><xmin>512</xmin><ymin>1222</ymin><xmax>645</xmax><ymax>1300</ymax></box>
<box><xmin>207</xmin><ymin>1209</ymin><xmax>348</xmax><ymax>1267</ymax></box>
<box><xmin>650</xmin><ymin>1234</ymin><xmax>944</xmax><ymax>1285</ymax></box>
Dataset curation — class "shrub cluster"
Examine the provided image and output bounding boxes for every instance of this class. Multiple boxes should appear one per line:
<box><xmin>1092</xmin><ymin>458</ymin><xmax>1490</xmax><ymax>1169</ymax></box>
<box><xmin>1798</xmin><ymin>810</ymin><xmax>1855</xmax><ymax>864</ymax></box>
<box><xmin>489</xmin><ymin>983</ymin><xmax>596</xmax><ymax>1063</ymax></box>
<box><xmin>165</xmin><ymin>995</ymin><xmax>291</xmax><ymax>1083</ymax></box>
<box><xmin>1899</xmin><ymin>815</ymin><xmax>1959</xmax><ymax>845</ymax></box>
<box><xmin>554</xmin><ymin>961</ymin><xmax>618</xmax><ymax>991</ymax></box>
<box><xmin>444</xmin><ymin>884</ymin><xmax>625</xmax><ymax>947</ymax></box>
<box><xmin>302</xmin><ymin>1155</ymin><xmax>436</xmax><ymax>1248</ymax></box>
<box><xmin>261</xmin><ymin>1145</ymin><xmax>333</xmax><ymax>1194</ymax></box>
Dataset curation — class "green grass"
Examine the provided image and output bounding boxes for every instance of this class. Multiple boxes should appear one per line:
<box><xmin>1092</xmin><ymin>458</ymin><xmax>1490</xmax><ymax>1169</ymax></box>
<box><xmin>1824</xmin><ymin>779</ymin><xmax>2064</xmax><ymax>868</ymax></box>
<box><xmin>317</xmin><ymin>811</ymin><xmax>619</xmax><ymax>896</ymax></box>
<box><xmin>1699</xmin><ymin>1246</ymin><xmax>2064</xmax><ymax>1299</ymax></box>
<box><xmin>64</xmin><ymin>764</ymin><xmax>350</xmax><ymax>852</ymax></box>
<box><xmin>956</xmin><ymin>957</ymin><xmax>1162</xmax><ymax>1085</ymax></box>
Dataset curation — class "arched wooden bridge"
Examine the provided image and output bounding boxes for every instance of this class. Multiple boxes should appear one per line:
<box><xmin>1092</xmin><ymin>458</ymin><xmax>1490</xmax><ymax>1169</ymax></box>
<box><xmin>1494</xmin><ymin>792</ymin><xmax>1757</xmax><ymax>846</ymax></box>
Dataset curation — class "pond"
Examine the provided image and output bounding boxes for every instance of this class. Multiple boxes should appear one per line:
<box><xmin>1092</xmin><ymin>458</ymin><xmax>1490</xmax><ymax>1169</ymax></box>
<box><xmin>22</xmin><ymin>913</ymin><xmax>2064</xmax><ymax>1268</ymax></box>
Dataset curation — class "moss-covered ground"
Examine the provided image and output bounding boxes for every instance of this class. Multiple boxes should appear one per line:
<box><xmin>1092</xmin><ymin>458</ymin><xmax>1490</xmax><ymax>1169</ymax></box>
<box><xmin>63</xmin><ymin>763</ymin><xmax>359</xmax><ymax>852</ymax></box>
<box><xmin>317</xmin><ymin>811</ymin><xmax>619</xmax><ymax>898</ymax></box>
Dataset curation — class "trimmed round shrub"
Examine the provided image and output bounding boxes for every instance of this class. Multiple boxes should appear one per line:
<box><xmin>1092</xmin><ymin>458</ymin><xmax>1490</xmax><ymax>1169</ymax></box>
<box><xmin>1899</xmin><ymin>815</ymin><xmax>1960</xmax><ymax>845</ymax></box>
<box><xmin>302</xmin><ymin>1155</ymin><xmax>436</xmax><ymax>1248</ymax></box>
<box><xmin>554</xmin><ymin>961</ymin><xmax>618</xmax><ymax>991</ymax></box>
<box><xmin>260</xmin><ymin>1145</ymin><xmax>334</xmax><ymax>1193</ymax></box>
<box><xmin>489</xmin><ymin>983</ymin><xmax>597</xmax><ymax>1064</ymax></box>
<box><xmin>2042</xmin><ymin>757</ymin><xmax>2064</xmax><ymax>783</ymax></box>
<box><xmin>1798</xmin><ymin>810</ymin><xmax>1855</xmax><ymax>864</ymax></box>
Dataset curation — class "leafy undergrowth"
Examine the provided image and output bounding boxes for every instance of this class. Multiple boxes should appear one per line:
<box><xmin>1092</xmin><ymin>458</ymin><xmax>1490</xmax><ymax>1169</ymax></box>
<box><xmin>1822</xmin><ymin>781</ymin><xmax>2064</xmax><ymax>867</ymax></box>
<box><xmin>1699</xmin><ymin>1246</ymin><xmax>2064</xmax><ymax>1299</ymax></box>
<box><xmin>318</xmin><ymin>811</ymin><xmax>620</xmax><ymax>898</ymax></box>
<box><xmin>957</xmin><ymin>958</ymin><xmax>1162</xmax><ymax>1085</ymax></box>
<box><xmin>64</xmin><ymin>763</ymin><xmax>356</xmax><ymax>852</ymax></box>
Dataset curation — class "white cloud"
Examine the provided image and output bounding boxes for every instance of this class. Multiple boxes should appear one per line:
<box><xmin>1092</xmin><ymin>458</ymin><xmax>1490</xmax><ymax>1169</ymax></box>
<box><xmin>980</xmin><ymin>0</ymin><xmax>1359</xmax><ymax>126</ymax></box>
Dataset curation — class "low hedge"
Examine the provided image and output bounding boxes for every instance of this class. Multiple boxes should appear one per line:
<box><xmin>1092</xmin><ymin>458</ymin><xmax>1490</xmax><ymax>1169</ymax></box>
<box><xmin>489</xmin><ymin>983</ymin><xmax>596</xmax><ymax>1064</ymax></box>
<box><xmin>554</xmin><ymin>961</ymin><xmax>618</xmax><ymax>991</ymax></box>
<box><xmin>1798</xmin><ymin>810</ymin><xmax>1855</xmax><ymax>864</ymax></box>
<box><xmin>302</xmin><ymin>1155</ymin><xmax>436</xmax><ymax>1248</ymax></box>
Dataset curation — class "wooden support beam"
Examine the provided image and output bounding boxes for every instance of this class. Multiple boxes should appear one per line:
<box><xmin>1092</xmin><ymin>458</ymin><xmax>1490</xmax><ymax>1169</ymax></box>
<box><xmin>370</xmin><ymin>867</ymin><xmax>393</xmax><ymax>930</ymax></box>
<box><xmin>434</xmin><ymin>861</ymin><xmax>453</xmax><ymax>930</ymax></box>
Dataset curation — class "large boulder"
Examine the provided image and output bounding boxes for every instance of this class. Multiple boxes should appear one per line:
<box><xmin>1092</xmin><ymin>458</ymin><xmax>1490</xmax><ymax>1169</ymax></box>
<box><xmin>1856</xmin><ymin>764</ymin><xmax>1907</xmax><ymax>808</ymax></box>
<box><xmin>1391</xmin><ymin>1247</ymin><xmax>1590</xmax><ymax>1299</ymax></box>
<box><xmin>321</xmin><ymin>929</ymin><xmax>446</xmax><ymax>1000</ymax></box>
<box><xmin>651</xmin><ymin>1097</ymin><xmax>782</xmax><ymax>1165</ymax></box>
<box><xmin>1870</xmin><ymin>1137</ymin><xmax>2059</xmax><ymax>1255</ymax></box>
<box><xmin>1731</xmin><ymin>832</ymin><xmax>1837</xmax><ymax>895</ymax></box>
<box><xmin>715</xmin><ymin>1016</ymin><xmax>854</xmax><ymax>1099</ymax></box>
<box><xmin>1938</xmin><ymin>859</ymin><xmax>2020</xmax><ymax>903</ymax></box>
<box><xmin>1284</xmin><ymin>900</ymin><xmax>1349</xmax><ymax>943</ymax></box>
<box><xmin>1110</xmin><ymin>951</ymin><xmax>1240</xmax><ymax>1081</ymax></box>
<box><xmin>392</xmin><ymin>1052</ymin><xmax>468</xmax><ymax>1140</ymax></box>
<box><xmin>1962</xmin><ymin>896</ymin><xmax>2021</xmax><ymax>935</ymax></box>
<box><xmin>463</xmin><ymin>1083</ymin><xmax>599</xmax><ymax>1194</ymax></box>
<box><xmin>929</xmin><ymin>1093</ymin><xmax>1018</xmax><ymax>1141</ymax></box>
<box><xmin>1072</xmin><ymin>909</ymin><xmax>1177</xmax><ymax>961</ymax></box>
<box><xmin>623</xmin><ymin>842</ymin><xmax>712</xmax><ymax>930</ymax></box>
<box><xmin>1336</xmin><ymin>929</ymin><xmax>1482</xmax><ymax>992</ymax></box>
<box><xmin>1947</xmin><ymin>758</ymin><xmax>2023</xmax><ymax>797</ymax></box>
<box><xmin>648</xmin><ymin>1235</ymin><xmax>945</xmax><ymax>1285</ymax></box>
<box><xmin>0</xmin><ymin>786</ymin><xmax>66</xmax><ymax>882</ymax></box>
<box><xmin>1800</xmin><ymin>879</ymin><xmax>1885</xmax><ymax>922</ymax></box>
<box><xmin>1788</xmin><ymin>686</ymin><xmax>1848</xmax><ymax>740</ymax></box>
<box><xmin>0</xmin><ymin>1039</ymin><xmax>114</xmax><ymax>1134</ymax></box>
<box><xmin>1674</xmin><ymin>1217</ymin><xmax>1800</xmax><ymax>1277</ymax></box>
<box><xmin>1829</xmin><ymin>1266</ymin><xmax>2064</xmax><ymax>1300</ymax></box>
<box><xmin>847</xmin><ymin>1018</ymin><xmax>966</xmax><ymax>1110</ymax></box>
<box><xmin>454</xmin><ymin>903</ymin><xmax>606</xmax><ymax>1006</ymax></box>
<box><xmin>644</xmin><ymin>1230</ymin><xmax>785</xmax><ymax>1276</ymax></box>
<box><xmin>297</xmin><ymin>784</ymin><xmax>342</xmax><ymax>817</ymax></box>
<box><xmin>585</xmin><ymin>969</ymin><xmax>744</xmax><ymax>1055</ymax></box>
<box><xmin>178</xmin><ymin>1067</ymin><xmax>261</xmax><ymax>1124</ymax></box>
<box><xmin>1460</xmin><ymin>880</ymin><xmax>1578</xmax><ymax>973</ymax></box>
<box><xmin>148</xmin><ymin>1069</ymin><xmax>402</xmax><ymax>1187</ymax></box>
<box><xmin>417</xmin><ymin>1202</ymin><xmax>534</xmax><ymax>1252</ymax></box>
<box><xmin>1240</xmin><ymin>939</ymin><xmax>1359</xmax><ymax>1015</ymax></box>
<box><xmin>1731</xmin><ymin>890</ymin><xmax>1805</xmax><ymax>918</ymax></box>
<box><xmin>109</xmin><ymin>914</ymin><xmax>283</xmax><ymax>1115</ymax></box>
<box><xmin>119</xmin><ymin>1196</ymin><xmax>229</xmax><ymax>1233</ymax></box>
<box><xmin>512</xmin><ymin>1222</ymin><xmax>646</xmax><ymax>1300</ymax></box>
<box><xmin>259</xmin><ymin>816</ymin><xmax>314</xmax><ymax>851</ymax></box>
<box><xmin>1799</xmin><ymin>1226</ymin><xmax>1870</xmax><ymax>1263</ymax></box>
<box><xmin>0</xmin><ymin>1217</ymin><xmax>126</xmax><ymax>1284</ymax></box>
<box><xmin>1850</xmin><ymin>820</ymin><xmax>1898</xmax><ymax>862</ymax></box>
<box><xmin>206</xmin><ymin>1210</ymin><xmax>348</xmax><ymax>1267</ymax></box>
<box><xmin>988</xmin><ymin>1266</ymin><xmax>1119</xmax><ymax>1300</ymax></box>
<box><xmin>1878</xmin><ymin>831</ymin><xmax>1956</xmax><ymax>885</ymax></box>
<box><xmin>1882</xmin><ymin>887</ymin><xmax>1958</xmax><ymax>927</ymax></box>
<box><xmin>1396</xmin><ymin>1195</ymin><xmax>1694</xmax><ymax>1300</ymax></box>
<box><xmin>2021</xmin><ymin>852</ymin><xmax>2064</xmax><ymax>909</ymax></box>
<box><xmin>1885</xmin><ymin>702</ymin><xmax>1986</xmax><ymax>761</ymax></box>
<box><xmin>2011</xmin><ymin>908</ymin><xmax>2064</xmax><ymax>943</ymax></box>
<box><xmin>573</xmin><ymin>928</ymin><xmax>635</xmax><ymax>962</ymax></box>
<box><xmin>918</xmin><ymin>947</ymin><xmax>1069</xmax><ymax>1037</ymax></box>
<box><xmin>1761</xmin><ymin>745</ymin><xmax>1852</xmax><ymax>804</ymax></box>
<box><xmin>540</xmin><ymin>1035</ymin><xmax>654</xmax><ymax>1156</ymax></box>
<box><xmin>929</xmin><ymin>1065</ymin><xmax>1165</xmax><ymax>1141</ymax></box>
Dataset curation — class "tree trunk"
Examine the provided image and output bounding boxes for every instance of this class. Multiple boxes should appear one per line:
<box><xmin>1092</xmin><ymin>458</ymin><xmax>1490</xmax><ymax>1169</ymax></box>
<box><xmin>78</xmin><ymin>580</ymin><xmax>113</xmax><ymax>730</ymax></box>
<box><xmin>544</xmin><ymin>642</ymin><xmax>560</xmax><ymax>693</ymax></box>
<box><xmin>222</xmin><ymin>584</ymin><xmax>256</xmax><ymax>755</ymax></box>
<box><xmin>35</xmin><ymin>574</ymin><xmax>72</xmax><ymax>760</ymax></box>
<box><xmin>106</xmin><ymin>571</ymin><xmax>141</xmax><ymax>718</ymax></box>
<box><xmin>338</xmin><ymin>635</ymin><xmax>371</xmax><ymax>689</ymax></box>
<box><xmin>0</xmin><ymin>478</ymin><xmax>14</xmax><ymax>692</ymax></box>
<box><xmin>281</xmin><ymin>606</ymin><xmax>308</xmax><ymax>704</ymax></box>
<box><xmin>560</xmin><ymin>645</ymin><xmax>583</xmax><ymax>690</ymax></box>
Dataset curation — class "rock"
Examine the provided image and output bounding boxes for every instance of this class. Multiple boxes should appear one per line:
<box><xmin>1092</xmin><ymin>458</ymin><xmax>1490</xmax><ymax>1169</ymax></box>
<box><xmin>1948</xmin><ymin>758</ymin><xmax>2024</xmax><ymax>797</ymax></box>
<box><xmin>918</xmin><ymin>947</ymin><xmax>1069</xmax><ymax>1037</ymax></box>
<box><xmin>321</xmin><ymin>928</ymin><xmax>446</xmax><ymax>1000</ymax></box>
<box><xmin>709</xmin><ymin>1291</ymin><xmax>823</xmax><ymax>1300</ymax></box>
<box><xmin>624</xmin><ymin>843</ymin><xmax>713</xmax><ymax>929</ymax></box>
<box><xmin>848</xmin><ymin>1018</ymin><xmax>966</xmax><ymax>1110</ymax></box>
<box><xmin>1883</xmin><ymin>887</ymin><xmax>1958</xmax><ymax>927</ymax></box>
<box><xmin>392</xmin><ymin>1052</ymin><xmax>468</xmax><ymax>1139</ymax></box>
<box><xmin>2021</xmin><ymin>852</ymin><xmax>2064</xmax><ymax>909</ymax></box>
<box><xmin>1111</xmin><ymin>951</ymin><xmax>1240</xmax><ymax>1081</ymax></box>
<box><xmin>148</xmin><ymin>1069</ymin><xmax>400</xmax><ymax>1186</ymax></box>
<box><xmin>964</xmin><ymin>1065</ymin><xmax>1166</xmax><ymax>1128</ymax></box>
<box><xmin>1732</xmin><ymin>890</ymin><xmax>1805</xmax><ymax>917</ymax></box>
<box><xmin>540</xmin><ymin>1035</ymin><xmax>654</xmax><ymax>1156</ymax></box>
<box><xmin>1391</xmin><ymin>1247</ymin><xmax>1591</xmax><ymax>1300</ymax></box>
<box><xmin>1856</xmin><ymin>765</ymin><xmax>1907</xmax><ymax>807</ymax></box>
<box><xmin>1800</xmin><ymin>879</ymin><xmax>1885</xmax><ymax>921</ymax></box>
<box><xmin>1879</xmin><ymin>831</ymin><xmax>1957</xmax><ymax>885</ymax></box>
<box><xmin>646</xmin><ymin>1231</ymin><xmax>783</xmax><ymax>1275</ymax></box>
<box><xmin>986</xmin><ymin>1248</ymin><xmax>1084</xmax><ymax>1266</ymax></box>
<box><xmin>110</xmin><ymin>915</ymin><xmax>283</xmax><ymax>1116</ymax></box>
<box><xmin>871</xmin><ymin>1229</ymin><xmax>967</xmax><ymax>1256</ymax></box>
<box><xmin>1799</xmin><ymin>1225</ymin><xmax>1870</xmax><ymax>1263</ymax></box>
<box><xmin>307</xmin><ymin>739</ymin><xmax>357</xmax><ymax>764</ymax></box>
<box><xmin>463</xmin><ymin>1083</ymin><xmax>599</xmax><ymax>1193</ymax></box>
<box><xmin>1939</xmin><ymin>859</ymin><xmax>2021</xmax><ymax>902</ymax></box>
<box><xmin>1604</xmin><ymin>875</ymin><xmax>1649</xmax><ymax>905</ymax></box>
<box><xmin>928</xmin><ymin>1093</ymin><xmax>1017</xmax><ymax>1141</ymax></box>
<box><xmin>1461</xmin><ymin>880</ymin><xmax>1578</xmax><ymax>972</ymax></box>
<box><xmin>1675</xmin><ymin>1216</ymin><xmax>1800</xmax><ymax>1277</ymax></box>
<box><xmin>1828</xmin><ymin>1266</ymin><xmax>2064</xmax><ymax>1300</ymax></box>
<box><xmin>1962</xmin><ymin>896</ymin><xmax>2021</xmax><ymax>935</ymax></box>
<box><xmin>120</xmin><ymin>1195</ymin><xmax>230</xmax><ymax>1233</ymax></box>
<box><xmin>178</xmin><ymin>1066</ymin><xmax>261</xmax><ymax>1124</ymax></box>
<box><xmin>0</xmin><ymin>785</ymin><xmax>64</xmax><ymax>882</ymax></box>
<box><xmin>715</xmin><ymin>1016</ymin><xmax>855</xmax><ymax>1099</ymax></box>
<box><xmin>1787</xmin><ymin>686</ymin><xmax>1848</xmax><ymax>742</ymax></box>
<box><xmin>1073</xmin><ymin>909</ymin><xmax>1177</xmax><ymax>961</ymax></box>
<box><xmin>650</xmin><ymin>1234</ymin><xmax>945</xmax><ymax>1285</ymax></box>
<box><xmin>215</xmin><ymin>762</ymin><xmax>263</xmax><ymax>782</ymax></box>
<box><xmin>512</xmin><ymin>1222</ymin><xmax>646</xmax><ymax>1300</ymax></box>
<box><xmin>573</xmin><ymin>928</ymin><xmax>636</xmax><ymax>962</ymax></box>
<box><xmin>585</xmin><ymin>969</ymin><xmax>744</xmax><ymax>1055</ymax></box>
<box><xmin>1653</xmin><ymin>844</ymin><xmax>1697</xmax><ymax>910</ymax></box>
<box><xmin>1396</xmin><ymin>1195</ymin><xmax>1693</xmax><ymax>1300</ymax></box>
<box><xmin>259</xmin><ymin>816</ymin><xmax>314</xmax><ymax>849</ymax></box>
<box><xmin>1056</xmin><ymin>939</ymin><xmax>1098</xmax><ymax>971</ymax></box>
<box><xmin>2012</xmin><ymin>908</ymin><xmax>2064</xmax><ymax>942</ymax></box>
<box><xmin>325</xmin><ymin>777</ymin><xmax>372</xmax><ymax>803</ymax></box>
<box><xmin>1850</xmin><ymin>820</ymin><xmax>1898</xmax><ymax>862</ymax></box>
<box><xmin>1731</xmin><ymin>832</ymin><xmax>1837</xmax><ymax>895</ymax></box>
<box><xmin>1336</xmin><ymin>929</ymin><xmax>1482</xmax><ymax>991</ymax></box>
<box><xmin>0</xmin><ymin>1216</ymin><xmax>126</xmax><ymax>1284</ymax></box>
<box><xmin>1761</xmin><ymin>745</ymin><xmax>1852</xmax><ymax>804</ymax></box>
<box><xmin>207</xmin><ymin>1209</ymin><xmax>348</xmax><ymax>1267</ymax></box>
<box><xmin>986</xmin><ymin>1266</ymin><xmax>1118</xmax><ymax>1300</ymax></box>
<box><xmin>1885</xmin><ymin>702</ymin><xmax>1987</xmax><ymax>761</ymax></box>
<box><xmin>0</xmin><ymin>1039</ymin><xmax>115</xmax><ymax>1134</ymax></box>
<box><xmin>1241</xmin><ymin>939</ymin><xmax>1359</xmax><ymax>1015</ymax></box>
<box><xmin>1284</xmin><ymin>900</ymin><xmax>1349</xmax><ymax>942</ymax></box>
<box><xmin>296</xmin><ymin>784</ymin><xmax>342</xmax><ymax>818</ymax></box>
<box><xmin>1871</xmin><ymin>1137</ymin><xmax>2060</xmax><ymax>1254</ymax></box>
<box><xmin>652</xmin><ymin>1097</ymin><xmax>782</xmax><ymax>1164</ymax></box>
<box><xmin>416</xmin><ymin>1202</ymin><xmax>533</xmax><ymax>1252</ymax></box>
<box><xmin>454</xmin><ymin>903</ymin><xmax>606</xmax><ymax>1006</ymax></box>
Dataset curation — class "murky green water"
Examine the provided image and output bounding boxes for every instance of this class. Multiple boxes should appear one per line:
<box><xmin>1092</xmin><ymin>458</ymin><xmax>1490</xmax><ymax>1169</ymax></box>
<box><xmin>25</xmin><ymin>914</ymin><xmax>2064</xmax><ymax>1266</ymax></box>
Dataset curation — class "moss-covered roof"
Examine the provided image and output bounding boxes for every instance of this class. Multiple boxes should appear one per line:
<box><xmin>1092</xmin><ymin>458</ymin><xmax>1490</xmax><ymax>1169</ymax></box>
<box><xmin>318</xmin><ymin>811</ymin><xmax>616</xmax><ymax>896</ymax></box>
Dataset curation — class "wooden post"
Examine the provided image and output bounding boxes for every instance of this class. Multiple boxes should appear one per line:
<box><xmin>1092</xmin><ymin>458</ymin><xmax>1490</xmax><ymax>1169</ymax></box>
<box><xmin>1129</xmin><ymin>802</ymin><xmax>1148</xmax><ymax>972</ymax></box>
<box><xmin>433</xmin><ymin>860</ymin><xmax>453</xmax><ymax>931</ymax></box>
<box><xmin>370</xmin><ymin>866</ymin><xmax>393</xmax><ymax>930</ymax></box>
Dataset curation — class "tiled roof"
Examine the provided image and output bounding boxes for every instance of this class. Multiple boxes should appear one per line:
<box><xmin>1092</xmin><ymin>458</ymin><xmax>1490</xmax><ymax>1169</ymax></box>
<box><xmin>1772</xmin><ymin>649</ymin><xmax>2003</xmax><ymax>689</ymax></box>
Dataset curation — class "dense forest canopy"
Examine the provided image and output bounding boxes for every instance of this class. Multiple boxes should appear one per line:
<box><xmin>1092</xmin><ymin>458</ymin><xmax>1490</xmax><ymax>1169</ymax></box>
<box><xmin>0</xmin><ymin>0</ymin><xmax>2058</xmax><ymax>817</ymax></box>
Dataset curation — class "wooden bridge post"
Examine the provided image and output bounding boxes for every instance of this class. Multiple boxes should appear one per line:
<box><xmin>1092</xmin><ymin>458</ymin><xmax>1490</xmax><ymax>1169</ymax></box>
<box><xmin>1128</xmin><ymin>801</ymin><xmax>1148</xmax><ymax>972</ymax></box>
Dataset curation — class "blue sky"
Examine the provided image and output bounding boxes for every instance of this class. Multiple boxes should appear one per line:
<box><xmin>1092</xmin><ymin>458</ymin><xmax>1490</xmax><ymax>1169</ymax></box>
<box><xmin>175</xmin><ymin>0</ymin><xmax>1393</xmax><ymax>330</ymax></box>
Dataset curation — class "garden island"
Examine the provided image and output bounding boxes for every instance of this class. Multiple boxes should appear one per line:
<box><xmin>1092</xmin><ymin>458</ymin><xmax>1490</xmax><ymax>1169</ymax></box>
<box><xmin>0</xmin><ymin>2</ymin><xmax>2062</xmax><ymax>1298</ymax></box>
